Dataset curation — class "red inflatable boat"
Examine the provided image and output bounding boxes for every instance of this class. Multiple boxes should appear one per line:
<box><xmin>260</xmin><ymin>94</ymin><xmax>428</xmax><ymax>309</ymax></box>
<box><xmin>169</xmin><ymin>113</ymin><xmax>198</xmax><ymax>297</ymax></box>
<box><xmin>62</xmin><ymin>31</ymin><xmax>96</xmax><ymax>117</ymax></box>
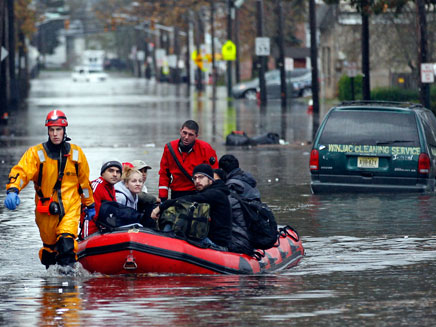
<box><xmin>78</xmin><ymin>225</ymin><xmax>304</xmax><ymax>275</ymax></box>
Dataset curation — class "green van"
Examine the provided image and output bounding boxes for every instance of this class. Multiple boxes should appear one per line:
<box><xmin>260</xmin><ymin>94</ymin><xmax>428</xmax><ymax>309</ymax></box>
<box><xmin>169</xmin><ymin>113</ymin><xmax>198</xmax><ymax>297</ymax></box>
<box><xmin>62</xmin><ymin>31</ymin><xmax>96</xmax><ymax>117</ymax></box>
<box><xmin>310</xmin><ymin>101</ymin><xmax>436</xmax><ymax>193</ymax></box>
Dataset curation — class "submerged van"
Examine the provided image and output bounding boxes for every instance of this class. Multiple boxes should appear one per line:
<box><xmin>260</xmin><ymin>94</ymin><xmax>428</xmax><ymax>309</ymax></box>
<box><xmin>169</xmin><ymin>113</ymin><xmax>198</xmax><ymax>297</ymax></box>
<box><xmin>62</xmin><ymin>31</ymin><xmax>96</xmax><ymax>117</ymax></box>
<box><xmin>310</xmin><ymin>101</ymin><xmax>436</xmax><ymax>193</ymax></box>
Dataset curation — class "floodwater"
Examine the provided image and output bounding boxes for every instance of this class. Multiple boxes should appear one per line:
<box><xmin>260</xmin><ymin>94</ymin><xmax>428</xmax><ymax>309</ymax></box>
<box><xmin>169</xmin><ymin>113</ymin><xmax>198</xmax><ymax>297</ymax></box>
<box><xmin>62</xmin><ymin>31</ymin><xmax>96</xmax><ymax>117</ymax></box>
<box><xmin>0</xmin><ymin>71</ymin><xmax>435</xmax><ymax>326</ymax></box>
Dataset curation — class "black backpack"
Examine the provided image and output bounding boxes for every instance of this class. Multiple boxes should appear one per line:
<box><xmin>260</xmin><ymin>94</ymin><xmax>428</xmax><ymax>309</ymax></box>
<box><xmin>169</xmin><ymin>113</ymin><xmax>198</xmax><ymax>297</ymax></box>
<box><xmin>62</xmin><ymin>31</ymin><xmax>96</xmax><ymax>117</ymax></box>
<box><xmin>225</xmin><ymin>131</ymin><xmax>250</xmax><ymax>146</ymax></box>
<box><xmin>249</xmin><ymin>132</ymin><xmax>280</xmax><ymax>145</ymax></box>
<box><xmin>97</xmin><ymin>201</ymin><xmax>149</xmax><ymax>232</ymax></box>
<box><xmin>233</xmin><ymin>194</ymin><xmax>278</xmax><ymax>250</ymax></box>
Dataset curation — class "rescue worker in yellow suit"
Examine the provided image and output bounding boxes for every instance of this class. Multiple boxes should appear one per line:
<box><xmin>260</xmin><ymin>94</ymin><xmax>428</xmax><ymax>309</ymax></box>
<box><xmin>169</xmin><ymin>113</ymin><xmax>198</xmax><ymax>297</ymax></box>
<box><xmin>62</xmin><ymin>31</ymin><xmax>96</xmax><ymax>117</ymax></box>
<box><xmin>4</xmin><ymin>110</ymin><xmax>95</xmax><ymax>273</ymax></box>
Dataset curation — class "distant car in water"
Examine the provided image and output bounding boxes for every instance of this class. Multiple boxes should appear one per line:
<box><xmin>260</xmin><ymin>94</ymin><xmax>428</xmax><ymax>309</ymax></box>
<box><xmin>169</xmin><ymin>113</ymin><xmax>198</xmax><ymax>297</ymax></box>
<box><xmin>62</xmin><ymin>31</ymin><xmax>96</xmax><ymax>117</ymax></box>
<box><xmin>232</xmin><ymin>68</ymin><xmax>311</xmax><ymax>100</ymax></box>
<box><xmin>104</xmin><ymin>58</ymin><xmax>127</xmax><ymax>71</ymax></box>
<box><xmin>310</xmin><ymin>101</ymin><xmax>436</xmax><ymax>194</ymax></box>
<box><xmin>72</xmin><ymin>66</ymin><xmax>108</xmax><ymax>82</ymax></box>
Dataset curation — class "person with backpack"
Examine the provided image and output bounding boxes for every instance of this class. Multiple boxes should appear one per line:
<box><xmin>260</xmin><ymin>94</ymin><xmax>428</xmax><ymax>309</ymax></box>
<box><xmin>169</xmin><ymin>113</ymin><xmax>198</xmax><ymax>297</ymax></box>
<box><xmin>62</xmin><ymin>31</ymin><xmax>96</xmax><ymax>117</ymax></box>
<box><xmin>152</xmin><ymin>164</ymin><xmax>232</xmax><ymax>250</ymax></box>
<box><xmin>218</xmin><ymin>154</ymin><xmax>261</xmax><ymax>201</ymax></box>
<box><xmin>218</xmin><ymin>154</ymin><xmax>259</xmax><ymax>254</ymax></box>
<box><xmin>219</xmin><ymin>154</ymin><xmax>277</xmax><ymax>253</ymax></box>
<box><xmin>80</xmin><ymin>159</ymin><xmax>122</xmax><ymax>238</ymax></box>
<box><xmin>4</xmin><ymin>110</ymin><xmax>95</xmax><ymax>272</ymax></box>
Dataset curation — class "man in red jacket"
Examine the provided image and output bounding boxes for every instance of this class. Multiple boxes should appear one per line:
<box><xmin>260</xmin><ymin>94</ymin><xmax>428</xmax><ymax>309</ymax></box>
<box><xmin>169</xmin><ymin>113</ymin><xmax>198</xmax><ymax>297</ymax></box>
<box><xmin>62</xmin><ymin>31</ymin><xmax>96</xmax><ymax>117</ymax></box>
<box><xmin>80</xmin><ymin>160</ymin><xmax>122</xmax><ymax>238</ymax></box>
<box><xmin>158</xmin><ymin>120</ymin><xmax>218</xmax><ymax>201</ymax></box>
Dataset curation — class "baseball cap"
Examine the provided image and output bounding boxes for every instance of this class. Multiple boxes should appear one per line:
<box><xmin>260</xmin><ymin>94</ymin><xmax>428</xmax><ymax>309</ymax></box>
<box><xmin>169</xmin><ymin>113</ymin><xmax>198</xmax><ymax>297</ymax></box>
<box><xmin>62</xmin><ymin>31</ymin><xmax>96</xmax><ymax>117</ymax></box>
<box><xmin>132</xmin><ymin>159</ymin><xmax>152</xmax><ymax>170</ymax></box>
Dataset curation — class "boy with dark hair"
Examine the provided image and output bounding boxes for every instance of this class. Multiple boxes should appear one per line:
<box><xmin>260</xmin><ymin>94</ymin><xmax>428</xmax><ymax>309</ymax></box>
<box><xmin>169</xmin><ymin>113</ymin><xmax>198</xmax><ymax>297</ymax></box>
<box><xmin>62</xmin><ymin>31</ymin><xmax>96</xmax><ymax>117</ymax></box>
<box><xmin>81</xmin><ymin>160</ymin><xmax>122</xmax><ymax>238</ymax></box>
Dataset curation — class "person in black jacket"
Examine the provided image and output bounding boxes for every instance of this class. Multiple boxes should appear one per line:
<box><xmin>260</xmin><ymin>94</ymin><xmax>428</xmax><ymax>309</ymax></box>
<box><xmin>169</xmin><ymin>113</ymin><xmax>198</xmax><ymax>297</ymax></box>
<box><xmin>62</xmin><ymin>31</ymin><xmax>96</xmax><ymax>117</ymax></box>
<box><xmin>219</xmin><ymin>154</ymin><xmax>260</xmax><ymax>201</ymax></box>
<box><xmin>151</xmin><ymin>164</ymin><xmax>232</xmax><ymax>250</ymax></box>
<box><xmin>219</xmin><ymin>154</ymin><xmax>260</xmax><ymax>254</ymax></box>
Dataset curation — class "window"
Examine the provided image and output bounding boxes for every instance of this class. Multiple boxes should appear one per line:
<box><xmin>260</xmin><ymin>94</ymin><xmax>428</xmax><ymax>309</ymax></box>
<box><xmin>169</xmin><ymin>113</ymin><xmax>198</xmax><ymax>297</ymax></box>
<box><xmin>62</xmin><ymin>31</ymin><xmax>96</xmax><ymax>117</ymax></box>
<box><xmin>419</xmin><ymin>111</ymin><xmax>436</xmax><ymax>146</ymax></box>
<box><xmin>319</xmin><ymin>110</ymin><xmax>420</xmax><ymax>146</ymax></box>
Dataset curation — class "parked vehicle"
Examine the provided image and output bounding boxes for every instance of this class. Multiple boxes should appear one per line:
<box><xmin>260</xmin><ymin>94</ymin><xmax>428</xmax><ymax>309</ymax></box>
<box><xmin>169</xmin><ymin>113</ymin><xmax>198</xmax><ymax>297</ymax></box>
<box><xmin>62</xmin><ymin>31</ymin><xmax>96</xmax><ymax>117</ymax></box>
<box><xmin>232</xmin><ymin>68</ymin><xmax>311</xmax><ymax>100</ymax></box>
<box><xmin>257</xmin><ymin>68</ymin><xmax>312</xmax><ymax>99</ymax></box>
<box><xmin>310</xmin><ymin>101</ymin><xmax>436</xmax><ymax>193</ymax></box>
<box><xmin>72</xmin><ymin>66</ymin><xmax>108</xmax><ymax>82</ymax></box>
<box><xmin>104</xmin><ymin>58</ymin><xmax>127</xmax><ymax>71</ymax></box>
<box><xmin>232</xmin><ymin>70</ymin><xmax>278</xmax><ymax>100</ymax></box>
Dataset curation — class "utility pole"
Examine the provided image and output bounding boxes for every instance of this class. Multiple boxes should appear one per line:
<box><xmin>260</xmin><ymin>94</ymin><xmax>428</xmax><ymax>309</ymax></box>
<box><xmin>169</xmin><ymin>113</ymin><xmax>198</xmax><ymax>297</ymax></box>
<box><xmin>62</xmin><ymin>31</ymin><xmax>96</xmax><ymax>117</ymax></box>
<box><xmin>210</xmin><ymin>1</ymin><xmax>217</xmax><ymax>95</ymax></box>
<box><xmin>195</xmin><ymin>11</ymin><xmax>203</xmax><ymax>91</ymax></box>
<box><xmin>256</xmin><ymin>0</ymin><xmax>267</xmax><ymax>105</ymax></box>
<box><xmin>226</xmin><ymin>0</ymin><xmax>234</xmax><ymax>98</ymax></box>
<box><xmin>0</xmin><ymin>0</ymin><xmax>9</xmax><ymax>112</ymax></box>
<box><xmin>173</xmin><ymin>26</ymin><xmax>180</xmax><ymax>84</ymax></box>
<box><xmin>234</xmin><ymin>0</ymin><xmax>245</xmax><ymax>84</ymax></box>
<box><xmin>144</xmin><ymin>23</ymin><xmax>151</xmax><ymax>79</ymax></box>
<box><xmin>416</xmin><ymin>0</ymin><xmax>430</xmax><ymax>109</ymax></box>
<box><xmin>361</xmin><ymin>0</ymin><xmax>371</xmax><ymax>100</ymax></box>
<box><xmin>185</xmin><ymin>15</ymin><xmax>191</xmax><ymax>88</ymax></box>
<box><xmin>276</xmin><ymin>0</ymin><xmax>287</xmax><ymax>107</ymax></box>
<box><xmin>309</xmin><ymin>0</ymin><xmax>320</xmax><ymax>141</ymax></box>
<box><xmin>134</xmin><ymin>28</ymin><xmax>141</xmax><ymax>77</ymax></box>
<box><xmin>235</xmin><ymin>7</ymin><xmax>240</xmax><ymax>84</ymax></box>
<box><xmin>0</xmin><ymin>0</ymin><xmax>4</xmax><ymax>78</ymax></box>
<box><xmin>8</xmin><ymin>0</ymin><xmax>16</xmax><ymax>106</ymax></box>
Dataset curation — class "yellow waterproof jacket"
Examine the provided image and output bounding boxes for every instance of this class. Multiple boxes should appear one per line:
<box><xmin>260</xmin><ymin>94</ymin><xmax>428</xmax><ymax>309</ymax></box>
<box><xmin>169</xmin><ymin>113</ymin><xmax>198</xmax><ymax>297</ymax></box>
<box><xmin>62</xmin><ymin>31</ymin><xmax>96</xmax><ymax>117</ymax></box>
<box><xmin>6</xmin><ymin>142</ymin><xmax>94</xmax><ymax>208</ymax></box>
<box><xmin>6</xmin><ymin>143</ymin><xmax>94</xmax><ymax>244</ymax></box>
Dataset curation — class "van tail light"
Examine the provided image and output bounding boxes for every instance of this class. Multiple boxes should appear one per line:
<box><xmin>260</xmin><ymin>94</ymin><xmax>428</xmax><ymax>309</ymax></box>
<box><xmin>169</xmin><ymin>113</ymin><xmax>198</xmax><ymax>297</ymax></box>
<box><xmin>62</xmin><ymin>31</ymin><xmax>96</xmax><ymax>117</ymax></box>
<box><xmin>310</xmin><ymin>149</ymin><xmax>319</xmax><ymax>171</ymax></box>
<box><xmin>418</xmin><ymin>153</ymin><xmax>430</xmax><ymax>175</ymax></box>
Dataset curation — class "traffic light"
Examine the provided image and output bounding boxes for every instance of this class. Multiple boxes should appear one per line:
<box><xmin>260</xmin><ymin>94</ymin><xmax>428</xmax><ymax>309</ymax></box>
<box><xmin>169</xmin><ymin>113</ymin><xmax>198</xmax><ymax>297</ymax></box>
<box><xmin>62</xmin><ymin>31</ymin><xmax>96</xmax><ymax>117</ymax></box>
<box><xmin>64</xmin><ymin>19</ymin><xmax>70</xmax><ymax>30</ymax></box>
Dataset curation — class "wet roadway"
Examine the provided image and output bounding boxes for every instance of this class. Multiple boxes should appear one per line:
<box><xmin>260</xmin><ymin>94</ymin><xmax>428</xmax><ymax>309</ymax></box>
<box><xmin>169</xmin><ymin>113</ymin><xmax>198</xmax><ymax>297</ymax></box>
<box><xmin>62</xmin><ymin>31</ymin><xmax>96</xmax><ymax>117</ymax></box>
<box><xmin>0</xmin><ymin>71</ymin><xmax>435</xmax><ymax>326</ymax></box>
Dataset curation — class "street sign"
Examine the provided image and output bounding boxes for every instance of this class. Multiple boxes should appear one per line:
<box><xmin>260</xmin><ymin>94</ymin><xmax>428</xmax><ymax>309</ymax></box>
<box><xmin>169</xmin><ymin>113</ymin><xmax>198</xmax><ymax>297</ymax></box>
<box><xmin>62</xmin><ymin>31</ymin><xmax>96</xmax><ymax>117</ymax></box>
<box><xmin>234</xmin><ymin>0</ymin><xmax>245</xmax><ymax>8</ymax></box>
<box><xmin>255</xmin><ymin>37</ymin><xmax>270</xmax><ymax>56</ymax></box>
<box><xmin>191</xmin><ymin>51</ymin><xmax>203</xmax><ymax>69</ymax></box>
<box><xmin>191</xmin><ymin>50</ymin><xmax>198</xmax><ymax>61</ymax></box>
<box><xmin>222</xmin><ymin>40</ymin><xmax>236</xmax><ymax>61</ymax></box>
<box><xmin>347</xmin><ymin>62</ymin><xmax>358</xmax><ymax>78</ymax></box>
<box><xmin>421</xmin><ymin>63</ymin><xmax>434</xmax><ymax>83</ymax></box>
<box><xmin>285</xmin><ymin>57</ymin><xmax>294</xmax><ymax>71</ymax></box>
<box><xmin>137</xmin><ymin>51</ymin><xmax>145</xmax><ymax>61</ymax></box>
<box><xmin>155</xmin><ymin>49</ymin><xmax>166</xmax><ymax>67</ymax></box>
<box><xmin>1</xmin><ymin>47</ymin><xmax>9</xmax><ymax>61</ymax></box>
<box><xmin>168</xmin><ymin>55</ymin><xmax>177</xmax><ymax>68</ymax></box>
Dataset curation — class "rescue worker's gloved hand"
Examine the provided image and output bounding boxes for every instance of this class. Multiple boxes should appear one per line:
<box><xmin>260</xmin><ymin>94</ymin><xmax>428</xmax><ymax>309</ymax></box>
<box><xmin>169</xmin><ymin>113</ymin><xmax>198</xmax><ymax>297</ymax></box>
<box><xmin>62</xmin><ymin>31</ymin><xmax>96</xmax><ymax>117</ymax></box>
<box><xmin>4</xmin><ymin>189</ymin><xmax>20</xmax><ymax>210</ymax></box>
<box><xmin>85</xmin><ymin>204</ymin><xmax>96</xmax><ymax>221</ymax></box>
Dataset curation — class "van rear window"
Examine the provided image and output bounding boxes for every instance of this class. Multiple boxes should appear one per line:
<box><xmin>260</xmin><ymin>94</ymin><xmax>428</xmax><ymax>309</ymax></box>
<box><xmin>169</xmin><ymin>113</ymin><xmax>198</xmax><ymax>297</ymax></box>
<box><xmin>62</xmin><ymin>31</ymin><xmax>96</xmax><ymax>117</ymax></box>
<box><xmin>319</xmin><ymin>110</ymin><xmax>420</xmax><ymax>146</ymax></box>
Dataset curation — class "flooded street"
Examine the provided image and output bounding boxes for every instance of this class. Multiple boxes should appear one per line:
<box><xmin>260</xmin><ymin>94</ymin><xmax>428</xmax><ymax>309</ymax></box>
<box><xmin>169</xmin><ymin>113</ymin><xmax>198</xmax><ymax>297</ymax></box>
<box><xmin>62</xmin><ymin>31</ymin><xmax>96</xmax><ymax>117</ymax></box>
<box><xmin>0</xmin><ymin>71</ymin><xmax>435</xmax><ymax>326</ymax></box>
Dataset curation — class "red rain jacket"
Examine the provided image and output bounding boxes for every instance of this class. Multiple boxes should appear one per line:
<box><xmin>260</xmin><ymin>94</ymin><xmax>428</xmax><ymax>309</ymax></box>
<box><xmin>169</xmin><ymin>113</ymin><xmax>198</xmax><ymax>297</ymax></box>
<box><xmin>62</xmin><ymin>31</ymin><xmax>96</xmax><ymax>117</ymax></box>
<box><xmin>158</xmin><ymin>139</ymin><xmax>218</xmax><ymax>199</ymax></box>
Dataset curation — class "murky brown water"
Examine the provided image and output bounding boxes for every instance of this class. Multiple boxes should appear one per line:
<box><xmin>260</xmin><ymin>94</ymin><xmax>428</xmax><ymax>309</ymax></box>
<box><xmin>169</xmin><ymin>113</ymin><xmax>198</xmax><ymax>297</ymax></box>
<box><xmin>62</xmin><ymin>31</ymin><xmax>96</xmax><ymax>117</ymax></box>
<box><xmin>0</xmin><ymin>72</ymin><xmax>435</xmax><ymax>326</ymax></box>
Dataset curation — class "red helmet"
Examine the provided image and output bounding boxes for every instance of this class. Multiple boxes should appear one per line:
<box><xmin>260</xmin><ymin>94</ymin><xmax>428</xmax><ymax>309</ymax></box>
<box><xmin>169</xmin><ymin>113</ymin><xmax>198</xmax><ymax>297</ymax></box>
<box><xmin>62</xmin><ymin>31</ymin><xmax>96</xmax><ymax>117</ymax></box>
<box><xmin>45</xmin><ymin>110</ymin><xmax>68</xmax><ymax>127</ymax></box>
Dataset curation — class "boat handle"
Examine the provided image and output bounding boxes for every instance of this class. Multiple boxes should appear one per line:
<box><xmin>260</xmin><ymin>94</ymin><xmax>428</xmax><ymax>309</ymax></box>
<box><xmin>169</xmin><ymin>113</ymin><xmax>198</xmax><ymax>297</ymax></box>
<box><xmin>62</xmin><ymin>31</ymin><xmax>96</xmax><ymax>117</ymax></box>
<box><xmin>123</xmin><ymin>254</ymin><xmax>138</xmax><ymax>270</ymax></box>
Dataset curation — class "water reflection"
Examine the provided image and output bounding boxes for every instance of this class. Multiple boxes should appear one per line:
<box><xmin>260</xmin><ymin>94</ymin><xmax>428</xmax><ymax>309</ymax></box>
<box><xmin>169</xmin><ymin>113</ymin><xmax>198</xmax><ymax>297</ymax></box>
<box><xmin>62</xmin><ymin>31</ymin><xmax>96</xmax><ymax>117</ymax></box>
<box><xmin>39</xmin><ymin>278</ymin><xmax>81</xmax><ymax>326</ymax></box>
<box><xmin>80</xmin><ymin>275</ymin><xmax>304</xmax><ymax>326</ymax></box>
<box><xmin>300</xmin><ymin>193</ymin><xmax>436</xmax><ymax>237</ymax></box>
<box><xmin>229</xmin><ymin>99</ymin><xmax>312</xmax><ymax>143</ymax></box>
